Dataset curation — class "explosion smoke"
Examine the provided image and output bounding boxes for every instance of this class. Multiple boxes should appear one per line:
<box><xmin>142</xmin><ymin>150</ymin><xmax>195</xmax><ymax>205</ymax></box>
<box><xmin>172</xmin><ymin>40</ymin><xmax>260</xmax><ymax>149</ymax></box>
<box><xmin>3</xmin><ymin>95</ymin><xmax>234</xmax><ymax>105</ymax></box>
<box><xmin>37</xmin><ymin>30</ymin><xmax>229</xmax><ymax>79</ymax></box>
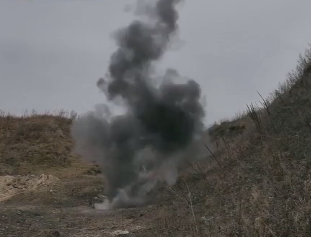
<box><xmin>71</xmin><ymin>0</ymin><xmax>206</xmax><ymax>209</ymax></box>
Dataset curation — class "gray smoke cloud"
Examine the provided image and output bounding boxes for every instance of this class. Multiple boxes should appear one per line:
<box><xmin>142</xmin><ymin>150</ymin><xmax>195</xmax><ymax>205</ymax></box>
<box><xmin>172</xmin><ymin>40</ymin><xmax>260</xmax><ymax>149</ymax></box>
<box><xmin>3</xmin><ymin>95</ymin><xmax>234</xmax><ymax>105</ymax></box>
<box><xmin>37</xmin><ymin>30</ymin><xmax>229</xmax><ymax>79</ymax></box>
<box><xmin>71</xmin><ymin>0</ymin><xmax>206</xmax><ymax>209</ymax></box>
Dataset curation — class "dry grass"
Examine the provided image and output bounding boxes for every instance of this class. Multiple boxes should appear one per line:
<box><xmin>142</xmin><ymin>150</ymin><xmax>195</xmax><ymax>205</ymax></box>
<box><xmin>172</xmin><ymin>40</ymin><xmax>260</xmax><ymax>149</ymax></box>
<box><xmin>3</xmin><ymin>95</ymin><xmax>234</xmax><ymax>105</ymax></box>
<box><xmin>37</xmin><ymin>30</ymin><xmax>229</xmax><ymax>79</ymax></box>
<box><xmin>0</xmin><ymin>110</ymin><xmax>104</xmax><ymax>208</ymax></box>
<box><xmin>1</xmin><ymin>47</ymin><xmax>311</xmax><ymax>236</ymax></box>
<box><xmin>0</xmin><ymin>110</ymin><xmax>79</xmax><ymax>175</ymax></box>
<box><xmin>149</xmin><ymin>47</ymin><xmax>311</xmax><ymax>236</ymax></box>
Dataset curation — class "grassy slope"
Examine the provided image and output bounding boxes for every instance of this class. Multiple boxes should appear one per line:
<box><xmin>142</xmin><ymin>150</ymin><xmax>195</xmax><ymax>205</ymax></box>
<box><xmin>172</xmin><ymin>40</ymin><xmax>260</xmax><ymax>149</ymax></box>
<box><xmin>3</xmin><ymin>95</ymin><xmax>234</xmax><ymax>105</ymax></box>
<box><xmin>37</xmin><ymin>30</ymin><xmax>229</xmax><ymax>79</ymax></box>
<box><xmin>0</xmin><ymin>113</ymin><xmax>74</xmax><ymax>175</ymax></box>
<box><xmin>160</xmin><ymin>48</ymin><xmax>311</xmax><ymax>236</ymax></box>
<box><xmin>1</xmin><ymin>48</ymin><xmax>311</xmax><ymax>236</ymax></box>
<box><xmin>0</xmin><ymin>112</ymin><xmax>104</xmax><ymax>208</ymax></box>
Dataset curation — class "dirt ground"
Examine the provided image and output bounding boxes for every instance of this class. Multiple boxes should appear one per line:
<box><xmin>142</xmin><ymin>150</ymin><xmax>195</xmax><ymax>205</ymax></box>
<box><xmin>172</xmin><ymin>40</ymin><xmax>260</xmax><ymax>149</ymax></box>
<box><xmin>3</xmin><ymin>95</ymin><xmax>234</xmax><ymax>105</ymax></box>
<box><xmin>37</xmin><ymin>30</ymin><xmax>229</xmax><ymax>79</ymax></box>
<box><xmin>0</xmin><ymin>173</ymin><xmax>150</xmax><ymax>236</ymax></box>
<box><xmin>0</xmin><ymin>152</ymin><xmax>217</xmax><ymax>237</ymax></box>
<box><xmin>0</xmin><ymin>202</ymin><xmax>156</xmax><ymax>237</ymax></box>
<box><xmin>0</xmin><ymin>160</ymin><xmax>207</xmax><ymax>237</ymax></box>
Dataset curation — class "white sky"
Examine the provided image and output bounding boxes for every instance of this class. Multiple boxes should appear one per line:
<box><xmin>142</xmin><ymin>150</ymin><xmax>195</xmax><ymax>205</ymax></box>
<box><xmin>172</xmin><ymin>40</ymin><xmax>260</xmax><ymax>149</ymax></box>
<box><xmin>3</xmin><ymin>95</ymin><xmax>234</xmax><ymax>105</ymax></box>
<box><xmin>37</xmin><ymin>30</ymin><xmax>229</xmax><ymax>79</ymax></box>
<box><xmin>1</xmin><ymin>0</ymin><xmax>311</xmax><ymax>124</ymax></box>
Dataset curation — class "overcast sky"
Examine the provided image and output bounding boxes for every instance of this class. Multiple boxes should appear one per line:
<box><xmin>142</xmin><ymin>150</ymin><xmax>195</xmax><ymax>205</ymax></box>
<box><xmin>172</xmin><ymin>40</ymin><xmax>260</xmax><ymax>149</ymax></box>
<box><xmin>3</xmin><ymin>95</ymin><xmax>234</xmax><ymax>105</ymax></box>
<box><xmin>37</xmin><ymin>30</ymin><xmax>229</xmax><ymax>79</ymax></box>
<box><xmin>1</xmin><ymin>0</ymin><xmax>311</xmax><ymax>124</ymax></box>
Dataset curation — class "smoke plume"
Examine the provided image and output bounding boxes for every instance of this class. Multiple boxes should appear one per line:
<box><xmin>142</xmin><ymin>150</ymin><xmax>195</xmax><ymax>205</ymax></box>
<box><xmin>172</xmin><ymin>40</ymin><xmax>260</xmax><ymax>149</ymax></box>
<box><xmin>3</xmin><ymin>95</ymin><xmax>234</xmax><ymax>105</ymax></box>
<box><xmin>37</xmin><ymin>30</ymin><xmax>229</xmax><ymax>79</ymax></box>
<box><xmin>71</xmin><ymin>0</ymin><xmax>206</xmax><ymax>209</ymax></box>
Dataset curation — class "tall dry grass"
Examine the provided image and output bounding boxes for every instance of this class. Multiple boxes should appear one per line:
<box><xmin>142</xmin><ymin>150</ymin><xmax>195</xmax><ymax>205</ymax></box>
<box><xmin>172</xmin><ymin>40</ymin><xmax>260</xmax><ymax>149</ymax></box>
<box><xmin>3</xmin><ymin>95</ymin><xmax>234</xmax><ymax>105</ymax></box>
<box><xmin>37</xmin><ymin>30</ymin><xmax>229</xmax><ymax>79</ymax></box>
<box><xmin>149</xmin><ymin>46</ymin><xmax>311</xmax><ymax>236</ymax></box>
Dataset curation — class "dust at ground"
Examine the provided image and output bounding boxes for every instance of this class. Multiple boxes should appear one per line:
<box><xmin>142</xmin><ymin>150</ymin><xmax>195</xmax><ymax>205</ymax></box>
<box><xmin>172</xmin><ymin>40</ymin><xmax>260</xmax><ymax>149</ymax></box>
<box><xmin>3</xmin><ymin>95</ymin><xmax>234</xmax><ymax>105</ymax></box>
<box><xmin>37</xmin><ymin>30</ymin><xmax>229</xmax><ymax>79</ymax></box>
<box><xmin>0</xmin><ymin>145</ymin><xmax>217</xmax><ymax>237</ymax></box>
<box><xmin>0</xmin><ymin>203</ymin><xmax>154</xmax><ymax>237</ymax></box>
<box><xmin>0</xmin><ymin>164</ymin><xmax>205</xmax><ymax>237</ymax></box>
<box><xmin>0</xmin><ymin>167</ymin><xmax>157</xmax><ymax>237</ymax></box>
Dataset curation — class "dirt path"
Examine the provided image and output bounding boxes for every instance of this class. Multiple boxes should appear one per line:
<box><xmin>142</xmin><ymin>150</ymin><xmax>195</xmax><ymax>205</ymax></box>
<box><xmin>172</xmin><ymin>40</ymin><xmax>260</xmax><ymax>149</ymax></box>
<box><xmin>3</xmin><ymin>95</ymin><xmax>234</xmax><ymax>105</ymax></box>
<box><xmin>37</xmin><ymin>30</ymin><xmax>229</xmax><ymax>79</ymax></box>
<box><xmin>0</xmin><ymin>173</ymin><xmax>166</xmax><ymax>237</ymax></box>
<box><xmin>0</xmin><ymin>202</ymin><xmax>155</xmax><ymax>237</ymax></box>
<box><xmin>0</xmin><ymin>159</ymin><xmax>211</xmax><ymax>237</ymax></box>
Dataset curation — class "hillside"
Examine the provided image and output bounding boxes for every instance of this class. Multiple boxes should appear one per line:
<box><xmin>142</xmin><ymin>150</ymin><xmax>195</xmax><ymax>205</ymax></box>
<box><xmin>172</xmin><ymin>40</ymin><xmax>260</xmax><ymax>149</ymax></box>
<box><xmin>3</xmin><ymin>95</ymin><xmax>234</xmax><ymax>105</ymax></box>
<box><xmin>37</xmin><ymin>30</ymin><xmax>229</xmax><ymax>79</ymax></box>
<box><xmin>1</xmin><ymin>48</ymin><xmax>311</xmax><ymax>236</ymax></box>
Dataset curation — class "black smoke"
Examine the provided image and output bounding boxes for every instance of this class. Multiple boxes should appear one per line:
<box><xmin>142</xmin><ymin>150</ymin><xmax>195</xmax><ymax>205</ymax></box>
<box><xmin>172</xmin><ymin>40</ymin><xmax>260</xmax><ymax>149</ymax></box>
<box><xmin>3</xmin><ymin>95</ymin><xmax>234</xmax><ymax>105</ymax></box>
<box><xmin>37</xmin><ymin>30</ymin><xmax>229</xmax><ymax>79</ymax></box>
<box><xmin>71</xmin><ymin>0</ymin><xmax>206</xmax><ymax>208</ymax></box>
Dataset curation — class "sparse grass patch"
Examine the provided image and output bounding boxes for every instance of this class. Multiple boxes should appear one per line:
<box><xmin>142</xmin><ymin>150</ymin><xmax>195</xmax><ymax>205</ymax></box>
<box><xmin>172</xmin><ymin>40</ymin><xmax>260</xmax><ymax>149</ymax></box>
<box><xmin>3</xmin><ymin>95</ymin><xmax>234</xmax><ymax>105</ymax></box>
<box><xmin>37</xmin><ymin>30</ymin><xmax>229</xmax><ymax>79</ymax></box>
<box><xmin>0</xmin><ymin>110</ymin><xmax>79</xmax><ymax>175</ymax></box>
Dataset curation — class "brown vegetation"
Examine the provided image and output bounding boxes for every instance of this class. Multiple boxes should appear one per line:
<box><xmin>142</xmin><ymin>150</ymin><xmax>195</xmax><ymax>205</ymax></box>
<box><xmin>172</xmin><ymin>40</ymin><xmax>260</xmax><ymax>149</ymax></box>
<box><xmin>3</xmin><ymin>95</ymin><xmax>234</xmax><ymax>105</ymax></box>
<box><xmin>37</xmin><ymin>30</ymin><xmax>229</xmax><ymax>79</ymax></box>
<box><xmin>152</xmin><ymin>47</ymin><xmax>311</xmax><ymax>236</ymax></box>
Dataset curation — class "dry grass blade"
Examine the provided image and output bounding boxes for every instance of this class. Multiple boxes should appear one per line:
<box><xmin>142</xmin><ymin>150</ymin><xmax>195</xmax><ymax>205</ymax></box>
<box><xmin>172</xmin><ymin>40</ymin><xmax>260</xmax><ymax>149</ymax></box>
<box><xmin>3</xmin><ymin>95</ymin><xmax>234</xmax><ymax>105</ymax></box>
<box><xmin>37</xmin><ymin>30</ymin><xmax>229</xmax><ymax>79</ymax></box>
<box><xmin>204</xmin><ymin>143</ymin><xmax>224</xmax><ymax>171</ymax></box>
